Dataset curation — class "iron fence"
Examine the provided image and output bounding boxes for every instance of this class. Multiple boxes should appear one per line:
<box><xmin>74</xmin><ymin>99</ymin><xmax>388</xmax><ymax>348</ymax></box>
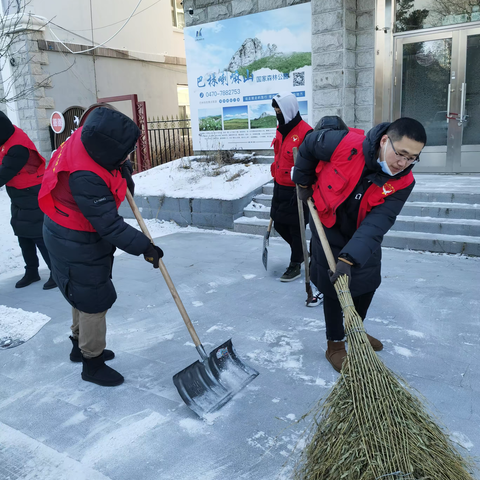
<box><xmin>147</xmin><ymin>118</ymin><xmax>193</xmax><ymax>167</ymax></box>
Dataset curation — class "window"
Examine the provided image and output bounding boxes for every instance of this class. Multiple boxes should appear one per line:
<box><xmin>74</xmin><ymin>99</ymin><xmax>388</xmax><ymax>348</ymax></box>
<box><xmin>177</xmin><ymin>85</ymin><xmax>190</xmax><ymax>119</ymax></box>
<box><xmin>395</xmin><ymin>0</ymin><xmax>480</xmax><ymax>32</ymax></box>
<box><xmin>171</xmin><ymin>0</ymin><xmax>185</xmax><ymax>29</ymax></box>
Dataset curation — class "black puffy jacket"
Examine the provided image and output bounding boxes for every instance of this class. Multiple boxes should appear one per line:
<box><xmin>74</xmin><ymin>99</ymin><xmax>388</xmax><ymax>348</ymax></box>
<box><xmin>293</xmin><ymin>117</ymin><xmax>415</xmax><ymax>298</ymax></box>
<box><xmin>0</xmin><ymin>112</ymin><xmax>44</xmax><ymax>238</ymax></box>
<box><xmin>43</xmin><ymin>108</ymin><xmax>150</xmax><ymax>313</ymax></box>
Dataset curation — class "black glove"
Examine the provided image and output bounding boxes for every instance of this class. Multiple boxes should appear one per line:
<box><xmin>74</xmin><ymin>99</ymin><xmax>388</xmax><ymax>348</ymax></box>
<box><xmin>121</xmin><ymin>160</ymin><xmax>135</xmax><ymax>196</ymax></box>
<box><xmin>143</xmin><ymin>243</ymin><xmax>164</xmax><ymax>268</ymax></box>
<box><xmin>329</xmin><ymin>258</ymin><xmax>352</xmax><ymax>286</ymax></box>
<box><xmin>296</xmin><ymin>185</ymin><xmax>313</xmax><ymax>204</ymax></box>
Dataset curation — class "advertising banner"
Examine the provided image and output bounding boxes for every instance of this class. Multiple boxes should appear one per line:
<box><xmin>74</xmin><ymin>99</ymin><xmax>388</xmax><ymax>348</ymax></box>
<box><xmin>184</xmin><ymin>3</ymin><xmax>312</xmax><ymax>151</ymax></box>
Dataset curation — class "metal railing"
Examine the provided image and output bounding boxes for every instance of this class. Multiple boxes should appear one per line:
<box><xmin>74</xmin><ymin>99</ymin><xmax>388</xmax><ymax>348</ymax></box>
<box><xmin>147</xmin><ymin>118</ymin><xmax>193</xmax><ymax>166</ymax></box>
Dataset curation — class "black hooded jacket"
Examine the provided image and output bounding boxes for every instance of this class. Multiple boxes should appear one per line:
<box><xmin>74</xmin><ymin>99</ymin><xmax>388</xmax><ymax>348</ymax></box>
<box><xmin>0</xmin><ymin>111</ymin><xmax>44</xmax><ymax>238</ymax></box>
<box><xmin>43</xmin><ymin>108</ymin><xmax>150</xmax><ymax>314</ymax></box>
<box><xmin>293</xmin><ymin>117</ymin><xmax>415</xmax><ymax>298</ymax></box>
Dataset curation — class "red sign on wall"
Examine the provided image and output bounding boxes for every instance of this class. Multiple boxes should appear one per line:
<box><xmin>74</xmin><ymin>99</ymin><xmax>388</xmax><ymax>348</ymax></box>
<box><xmin>50</xmin><ymin>111</ymin><xmax>65</xmax><ymax>134</ymax></box>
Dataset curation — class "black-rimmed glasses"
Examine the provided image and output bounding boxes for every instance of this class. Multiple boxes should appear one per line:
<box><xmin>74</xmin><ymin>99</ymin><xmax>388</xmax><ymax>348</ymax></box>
<box><xmin>388</xmin><ymin>137</ymin><xmax>420</xmax><ymax>164</ymax></box>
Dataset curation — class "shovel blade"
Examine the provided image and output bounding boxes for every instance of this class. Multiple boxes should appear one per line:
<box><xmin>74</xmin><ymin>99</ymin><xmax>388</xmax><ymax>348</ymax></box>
<box><xmin>173</xmin><ymin>339</ymin><xmax>259</xmax><ymax>417</ymax></box>
<box><xmin>262</xmin><ymin>247</ymin><xmax>268</xmax><ymax>270</ymax></box>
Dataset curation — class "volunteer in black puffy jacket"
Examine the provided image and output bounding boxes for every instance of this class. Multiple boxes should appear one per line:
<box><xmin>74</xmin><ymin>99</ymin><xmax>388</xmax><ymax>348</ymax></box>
<box><xmin>0</xmin><ymin>111</ymin><xmax>56</xmax><ymax>290</ymax></box>
<box><xmin>293</xmin><ymin>116</ymin><xmax>426</xmax><ymax>372</ymax></box>
<box><xmin>40</xmin><ymin>107</ymin><xmax>163</xmax><ymax>387</ymax></box>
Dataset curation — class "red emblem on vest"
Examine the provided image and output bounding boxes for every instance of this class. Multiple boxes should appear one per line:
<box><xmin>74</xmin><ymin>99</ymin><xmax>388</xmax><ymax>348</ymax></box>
<box><xmin>382</xmin><ymin>183</ymin><xmax>396</xmax><ymax>196</ymax></box>
<box><xmin>292</xmin><ymin>134</ymin><xmax>299</xmax><ymax>142</ymax></box>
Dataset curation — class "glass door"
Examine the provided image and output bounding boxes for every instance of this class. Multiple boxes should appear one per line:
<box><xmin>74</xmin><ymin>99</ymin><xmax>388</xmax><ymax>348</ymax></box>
<box><xmin>394</xmin><ymin>26</ymin><xmax>480</xmax><ymax>173</ymax></box>
<box><xmin>455</xmin><ymin>28</ymin><xmax>480</xmax><ymax>171</ymax></box>
<box><xmin>394</xmin><ymin>31</ymin><xmax>456</xmax><ymax>172</ymax></box>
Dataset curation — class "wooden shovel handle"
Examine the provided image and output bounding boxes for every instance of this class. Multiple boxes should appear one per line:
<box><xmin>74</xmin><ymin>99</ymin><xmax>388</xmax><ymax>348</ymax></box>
<box><xmin>293</xmin><ymin>147</ymin><xmax>310</xmax><ymax>284</ymax></box>
<box><xmin>306</xmin><ymin>198</ymin><xmax>337</xmax><ymax>273</ymax></box>
<box><xmin>125</xmin><ymin>190</ymin><xmax>202</xmax><ymax>347</ymax></box>
<box><xmin>267</xmin><ymin>217</ymin><xmax>273</xmax><ymax>234</ymax></box>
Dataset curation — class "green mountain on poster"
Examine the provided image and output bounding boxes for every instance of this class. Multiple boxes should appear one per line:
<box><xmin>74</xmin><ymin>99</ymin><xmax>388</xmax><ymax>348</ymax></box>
<box><xmin>235</xmin><ymin>52</ymin><xmax>311</xmax><ymax>77</ymax></box>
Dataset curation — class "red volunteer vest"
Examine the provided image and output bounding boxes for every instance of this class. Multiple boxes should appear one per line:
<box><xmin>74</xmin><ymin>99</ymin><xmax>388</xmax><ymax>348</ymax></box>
<box><xmin>312</xmin><ymin>130</ymin><xmax>414</xmax><ymax>228</ymax></box>
<box><xmin>0</xmin><ymin>126</ymin><xmax>45</xmax><ymax>188</ymax></box>
<box><xmin>38</xmin><ymin>128</ymin><xmax>127</xmax><ymax>232</ymax></box>
<box><xmin>271</xmin><ymin>120</ymin><xmax>312</xmax><ymax>187</ymax></box>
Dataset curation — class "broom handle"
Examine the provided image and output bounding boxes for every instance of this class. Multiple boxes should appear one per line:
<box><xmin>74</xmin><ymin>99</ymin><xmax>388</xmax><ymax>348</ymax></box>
<box><xmin>125</xmin><ymin>190</ymin><xmax>204</xmax><ymax>351</ymax></box>
<box><xmin>307</xmin><ymin>198</ymin><xmax>337</xmax><ymax>273</ymax></box>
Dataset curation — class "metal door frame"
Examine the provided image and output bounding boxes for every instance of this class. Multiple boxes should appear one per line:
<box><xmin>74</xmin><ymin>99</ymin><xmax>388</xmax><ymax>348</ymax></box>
<box><xmin>392</xmin><ymin>24</ymin><xmax>480</xmax><ymax>172</ymax></box>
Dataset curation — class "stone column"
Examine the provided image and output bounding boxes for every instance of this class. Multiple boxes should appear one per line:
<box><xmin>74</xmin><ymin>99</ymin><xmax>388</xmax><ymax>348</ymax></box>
<box><xmin>12</xmin><ymin>29</ymin><xmax>55</xmax><ymax>159</ymax></box>
<box><xmin>311</xmin><ymin>0</ymin><xmax>375</xmax><ymax>130</ymax></box>
<box><xmin>355</xmin><ymin>0</ymin><xmax>375</xmax><ymax>132</ymax></box>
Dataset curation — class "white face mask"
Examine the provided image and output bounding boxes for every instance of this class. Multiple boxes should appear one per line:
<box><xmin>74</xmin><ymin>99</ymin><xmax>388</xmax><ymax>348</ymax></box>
<box><xmin>377</xmin><ymin>141</ymin><xmax>395</xmax><ymax>176</ymax></box>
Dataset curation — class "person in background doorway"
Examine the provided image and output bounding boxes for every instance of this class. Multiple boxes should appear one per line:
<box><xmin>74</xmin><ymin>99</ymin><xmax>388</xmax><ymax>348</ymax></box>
<box><xmin>39</xmin><ymin>107</ymin><xmax>163</xmax><ymax>387</ymax></box>
<box><xmin>270</xmin><ymin>92</ymin><xmax>312</xmax><ymax>282</ymax></box>
<box><xmin>0</xmin><ymin>111</ymin><xmax>56</xmax><ymax>290</ymax></box>
<box><xmin>294</xmin><ymin>116</ymin><xmax>426</xmax><ymax>372</ymax></box>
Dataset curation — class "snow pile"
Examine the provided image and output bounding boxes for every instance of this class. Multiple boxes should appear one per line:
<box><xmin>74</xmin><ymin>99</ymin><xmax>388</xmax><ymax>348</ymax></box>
<box><xmin>0</xmin><ymin>305</ymin><xmax>51</xmax><ymax>348</ymax></box>
<box><xmin>133</xmin><ymin>156</ymin><xmax>271</xmax><ymax>199</ymax></box>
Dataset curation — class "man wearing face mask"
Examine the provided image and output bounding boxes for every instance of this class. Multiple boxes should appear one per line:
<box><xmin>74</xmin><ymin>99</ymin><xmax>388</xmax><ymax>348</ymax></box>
<box><xmin>293</xmin><ymin>116</ymin><xmax>426</xmax><ymax>372</ymax></box>
<box><xmin>270</xmin><ymin>92</ymin><xmax>312</xmax><ymax>282</ymax></box>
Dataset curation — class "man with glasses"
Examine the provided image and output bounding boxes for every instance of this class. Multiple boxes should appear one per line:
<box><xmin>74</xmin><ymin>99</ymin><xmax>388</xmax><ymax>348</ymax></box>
<box><xmin>294</xmin><ymin>116</ymin><xmax>426</xmax><ymax>372</ymax></box>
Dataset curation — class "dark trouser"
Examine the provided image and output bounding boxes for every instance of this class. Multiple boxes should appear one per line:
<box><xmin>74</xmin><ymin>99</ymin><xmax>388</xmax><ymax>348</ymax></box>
<box><xmin>323</xmin><ymin>291</ymin><xmax>376</xmax><ymax>341</ymax></box>
<box><xmin>17</xmin><ymin>236</ymin><xmax>51</xmax><ymax>271</ymax></box>
<box><xmin>273</xmin><ymin>221</ymin><xmax>304</xmax><ymax>264</ymax></box>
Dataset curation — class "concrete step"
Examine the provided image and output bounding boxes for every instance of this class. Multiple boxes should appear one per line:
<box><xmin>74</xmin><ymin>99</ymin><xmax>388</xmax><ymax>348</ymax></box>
<box><xmin>384</xmin><ymin>230</ymin><xmax>480</xmax><ymax>256</ymax></box>
<box><xmin>263</xmin><ymin>183</ymin><xmax>273</xmax><ymax>195</ymax></box>
<box><xmin>252</xmin><ymin>193</ymin><xmax>272</xmax><ymax>208</ymax></box>
<box><xmin>409</xmin><ymin>191</ymin><xmax>480</xmax><ymax>204</ymax></box>
<box><xmin>233</xmin><ymin>216</ymin><xmax>312</xmax><ymax>239</ymax></box>
<box><xmin>401</xmin><ymin>202</ymin><xmax>480</xmax><ymax>220</ymax></box>
<box><xmin>393</xmin><ymin>216</ymin><xmax>480</xmax><ymax>237</ymax></box>
<box><xmin>244</xmin><ymin>203</ymin><xmax>270</xmax><ymax>219</ymax></box>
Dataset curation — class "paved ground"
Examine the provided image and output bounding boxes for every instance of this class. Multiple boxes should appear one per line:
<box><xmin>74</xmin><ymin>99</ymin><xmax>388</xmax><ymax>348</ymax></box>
<box><xmin>0</xmin><ymin>229</ymin><xmax>479</xmax><ymax>479</ymax></box>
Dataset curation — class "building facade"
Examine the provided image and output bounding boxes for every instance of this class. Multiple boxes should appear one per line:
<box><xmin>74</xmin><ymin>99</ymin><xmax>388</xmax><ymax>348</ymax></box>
<box><xmin>1</xmin><ymin>0</ymin><xmax>188</xmax><ymax>159</ymax></box>
<box><xmin>183</xmin><ymin>0</ymin><xmax>480</xmax><ymax>173</ymax></box>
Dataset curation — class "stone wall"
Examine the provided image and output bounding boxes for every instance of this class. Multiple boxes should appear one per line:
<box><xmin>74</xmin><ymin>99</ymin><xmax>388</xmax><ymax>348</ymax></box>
<box><xmin>8</xmin><ymin>29</ymin><xmax>54</xmax><ymax>160</ymax></box>
<box><xmin>184</xmin><ymin>0</ymin><xmax>375</xmax><ymax>131</ymax></box>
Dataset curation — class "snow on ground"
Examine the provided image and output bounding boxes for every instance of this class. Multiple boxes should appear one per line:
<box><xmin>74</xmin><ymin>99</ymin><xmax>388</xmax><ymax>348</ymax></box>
<box><xmin>0</xmin><ymin>305</ymin><xmax>50</xmax><ymax>348</ymax></box>
<box><xmin>132</xmin><ymin>155</ymin><xmax>271</xmax><ymax>199</ymax></box>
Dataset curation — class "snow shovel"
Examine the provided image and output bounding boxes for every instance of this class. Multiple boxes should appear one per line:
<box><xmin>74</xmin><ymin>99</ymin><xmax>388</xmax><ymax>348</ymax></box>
<box><xmin>262</xmin><ymin>218</ymin><xmax>273</xmax><ymax>270</ymax></box>
<box><xmin>125</xmin><ymin>191</ymin><xmax>259</xmax><ymax>417</ymax></box>
<box><xmin>293</xmin><ymin>147</ymin><xmax>322</xmax><ymax>307</ymax></box>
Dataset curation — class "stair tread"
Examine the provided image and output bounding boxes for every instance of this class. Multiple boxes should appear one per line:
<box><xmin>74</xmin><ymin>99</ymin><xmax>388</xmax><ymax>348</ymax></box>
<box><xmin>386</xmin><ymin>230</ymin><xmax>480</xmax><ymax>243</ymax></box>
<box><xmin>406</xmin><ymin>201</ymin><xmax>479</xmax><ymax>209</ymax></box>
<box><xmin>396</xmin><ymin>215</ymin><xmax>480</xmax><ymax>225</ymax></box>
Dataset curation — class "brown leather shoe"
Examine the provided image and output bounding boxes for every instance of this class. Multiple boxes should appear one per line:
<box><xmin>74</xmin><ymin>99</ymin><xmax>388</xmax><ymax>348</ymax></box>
<box><xmin>325</xmin><ymin>340</ymin><xmax>347</xmax><ymax>373</ymax></box>
<box><xmin>366</xmin><ymin>333</ymin><xmax>383</xmax><ymax>351</ymax></box>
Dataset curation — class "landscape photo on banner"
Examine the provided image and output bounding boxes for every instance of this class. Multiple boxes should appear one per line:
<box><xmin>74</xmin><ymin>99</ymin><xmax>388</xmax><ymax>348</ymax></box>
<box><xmin>184</xmin><ymin>2</ymin><xmax>312</xmax><ymax>151</ymax></box>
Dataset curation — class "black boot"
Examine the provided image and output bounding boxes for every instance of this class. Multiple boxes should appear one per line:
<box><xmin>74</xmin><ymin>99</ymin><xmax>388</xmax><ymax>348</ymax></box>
<box><xmin>69</xmin><ymin>336</ymin><xmax>114</xmax><ymax>362</ymax></box>
<box><xmin>43</xmin><ymin>274</ymin><xmax>57</xmax><ymax>290</ymax></box>
<box><xmin>81</xmin><ymin>353</ymin><xmax>124</xmax><ymax>387</ymax></box>
<box><xmin>15</xmin><ymin>269</ymin><xmax>40</xmax><ymax>288</ymax></box>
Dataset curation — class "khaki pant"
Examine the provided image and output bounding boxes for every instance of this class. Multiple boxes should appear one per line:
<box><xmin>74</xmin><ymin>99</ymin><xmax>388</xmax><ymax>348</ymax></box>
<box><xmin>71</xmin><ymin>307</ymin><xmax>108</xmax><ymax>358</ymax></box>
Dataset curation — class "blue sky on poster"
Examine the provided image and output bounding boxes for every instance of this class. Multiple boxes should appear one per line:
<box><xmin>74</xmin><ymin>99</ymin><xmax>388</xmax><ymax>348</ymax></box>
<box><xmin>199</xmin><ymin>108</ymin><xmax>221</xmax><ymax>119</ymax></box>
<box><xmin>184</xmin><ymin>3</ymin><xmax>311</xmax><ymax>75</ymax></box>
<box><xmin>249</xmin><ymin>103</ymin><xmax>273</xmax><ymax>119</ymax></box>
<box><xmin>223</xmin><ymin>105</ymin><xmax>248</xmax><ymax>120</ymax></box>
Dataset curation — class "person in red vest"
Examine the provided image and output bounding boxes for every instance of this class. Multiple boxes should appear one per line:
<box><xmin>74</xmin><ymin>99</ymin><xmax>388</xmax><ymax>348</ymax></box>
<box><xmin>0</xmin><ymin>112</ymin><xmax>56</xmax><ymax>290</ymax></box>
<box><xmin>270</xmin><ymin>92</ymin><xmax>314</xmax><ymax>284</ymax></box>
<box><xmin>39</xmin><ymin>107</ymin><xmax>162</xmax><ymax>387</ymax></box>
<box><xmin>294</xmin><ymin>116</ymin><xmax>426</xmax><ymax>372</ymax></box>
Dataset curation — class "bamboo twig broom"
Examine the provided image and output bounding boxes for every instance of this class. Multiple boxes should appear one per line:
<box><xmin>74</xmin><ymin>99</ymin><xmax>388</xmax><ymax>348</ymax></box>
<box><xmin>293</xmin><ymin>198</ymin><xmax>475</xmax><ymax>480</ymax></box>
